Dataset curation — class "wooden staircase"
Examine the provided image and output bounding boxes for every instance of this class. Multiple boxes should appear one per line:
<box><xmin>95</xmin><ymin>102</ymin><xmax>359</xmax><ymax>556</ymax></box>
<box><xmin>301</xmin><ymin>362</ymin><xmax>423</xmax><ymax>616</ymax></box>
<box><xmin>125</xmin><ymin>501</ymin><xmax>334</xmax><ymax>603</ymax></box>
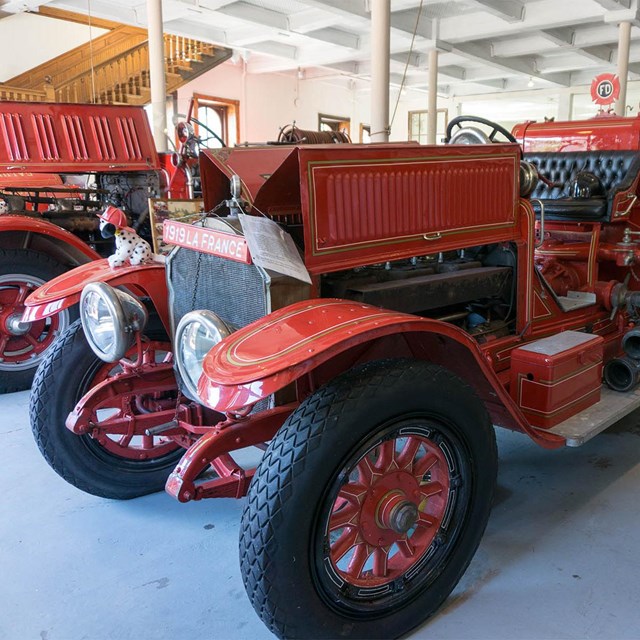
<box><xmin>0</xmin><ymin>22</ymin><xmax>231</xmax><ymax>105</ymax></box>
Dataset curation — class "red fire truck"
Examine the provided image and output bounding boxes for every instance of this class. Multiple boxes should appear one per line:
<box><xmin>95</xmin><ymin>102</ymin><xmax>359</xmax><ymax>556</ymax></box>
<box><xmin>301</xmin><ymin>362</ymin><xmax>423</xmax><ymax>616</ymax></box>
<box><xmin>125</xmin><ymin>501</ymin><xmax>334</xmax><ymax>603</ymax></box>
<box><xmin>23</xmin><ymin>116</ymin><xmax>640</xmax><ymax>638</ymax></box>
<box><xmin>0</xmin><ymin>100</ymin><xmax>213</xmax><ymax>392</ymax></box>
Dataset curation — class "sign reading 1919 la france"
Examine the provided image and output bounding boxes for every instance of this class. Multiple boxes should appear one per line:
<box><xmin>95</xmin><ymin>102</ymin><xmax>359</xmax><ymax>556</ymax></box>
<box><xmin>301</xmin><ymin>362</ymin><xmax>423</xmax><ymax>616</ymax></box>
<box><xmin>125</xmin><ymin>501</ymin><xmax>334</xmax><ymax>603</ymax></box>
<box><xmin>591</xmin><ymin>73</ymin><xmax>621</xmax><ymax>106</ymax></box>
<box><xmin>162</xmin><ymin>219</ymin><xmax>251</xmax><ymax>264</ymax></box>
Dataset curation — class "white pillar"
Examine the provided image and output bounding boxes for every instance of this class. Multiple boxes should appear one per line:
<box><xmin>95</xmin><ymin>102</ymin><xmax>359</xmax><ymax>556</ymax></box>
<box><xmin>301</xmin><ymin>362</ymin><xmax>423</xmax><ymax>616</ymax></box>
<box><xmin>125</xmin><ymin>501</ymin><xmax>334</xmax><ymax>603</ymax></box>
<box><xmin>147</xmin><ymin>0</ymin><xmax>168</xmax><ymax>151</ymax></box>
<box><xmin>558</xmin><ymin>92</ymin><xmax>573</xmax><ymax>121</ymax></box>
<box><xmin>427</xmin><ymin>49</ymin><xmax>439</xmax><ymax>144</ymax></box>
<box><xmin>370</xmin><ymin>0</ymin><xmax>390</xmax><ymax>143</ymax></box>
<box><xmin>615</xmin><ymin>20</ymin><xmax>631</xmax><ymax>117</ymax></box>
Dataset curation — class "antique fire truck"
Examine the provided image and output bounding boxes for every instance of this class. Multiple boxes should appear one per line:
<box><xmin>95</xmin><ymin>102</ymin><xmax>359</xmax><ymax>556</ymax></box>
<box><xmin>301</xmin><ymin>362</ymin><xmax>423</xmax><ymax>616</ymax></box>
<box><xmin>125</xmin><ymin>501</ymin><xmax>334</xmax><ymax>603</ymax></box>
<box><xmin>0</xmin><ymin>100</ymin><xmax>210</xmax><ymax>392</ymax></box>
<box><xmin>23</xmin><ymin>115</ymin><xmax>640</xmax><ymax>638</ymax></box>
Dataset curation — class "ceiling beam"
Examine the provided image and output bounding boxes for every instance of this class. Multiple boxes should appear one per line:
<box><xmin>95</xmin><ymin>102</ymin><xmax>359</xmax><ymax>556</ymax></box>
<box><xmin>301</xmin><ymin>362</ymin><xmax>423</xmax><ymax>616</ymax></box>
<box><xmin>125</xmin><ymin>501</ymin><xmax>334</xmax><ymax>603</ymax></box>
<box><xmin>540</xmin><ymin>27</ymin><xmax>575</xmax><ymax>46</ymax></box>
<box><xmin>303</xmin><ymin>27</ymin><xmax>360</xmax><ymax>49</ymax></box>
<box><xmin>248</xmin><ymin>40</ymin><xmax>297</xmax><ymax>59</ymax></box>
<box><xmin>439</xmin><ymin>0</ymin><xmax>604</xmax><ymax>43</ymax></box>
<box><xmin>216</xmin><ymin>1</ymin><xmax>289</xmax><ymax>30</ymax></box>
<box><xmin>452</xmin><ymin>40</ymin><xmax>571</xmax><ymax>85</ymax></box>
<box><xmin>579</xmin><ymin>44</ymin><xmax>615</xmax><ymax>64</ymax></box>
<box><xmin>470</xmin><ymin>0</ymin><xmax>525</xmax><ymax>22</ymax></box>
<box><xmin>592</xmin><ymin>0</ymin><xmax>631</xmax><ymax>9</ymax></box>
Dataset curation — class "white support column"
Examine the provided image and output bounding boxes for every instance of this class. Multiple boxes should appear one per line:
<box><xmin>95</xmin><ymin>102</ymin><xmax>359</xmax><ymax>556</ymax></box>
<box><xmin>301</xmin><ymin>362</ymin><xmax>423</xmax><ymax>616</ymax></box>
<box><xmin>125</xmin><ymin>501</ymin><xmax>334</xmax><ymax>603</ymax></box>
<box><xmin>427</xmin><ymin>49</ymin><xmax>439</xmax><ymax>144</ymax></box>
<box><xmin>370</xmin><ymin>0</ymin><xmax>390</xmax><ymax>143</ymax></box>
<box><xmin>557</xmin><ymin>91</ymin><xmax>574</xmax><ymax>121</ymax></box>
<box><xmin>147</xmin><ymin>0</ymin><xmax>168</xmax><ymax>152</ymax></box>
<box><xmin>615</xmin><ymin>20</ymin><xmax>631</xmax><ymax>117</ymax></box>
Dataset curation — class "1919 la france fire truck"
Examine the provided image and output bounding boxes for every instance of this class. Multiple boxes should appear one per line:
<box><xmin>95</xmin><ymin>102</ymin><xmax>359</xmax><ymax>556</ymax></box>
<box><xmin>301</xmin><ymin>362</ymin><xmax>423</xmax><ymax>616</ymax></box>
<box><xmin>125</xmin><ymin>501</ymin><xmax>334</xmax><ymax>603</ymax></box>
<box><xmin>23</xmin><ymin>115</ymin><xmax>640</xmax><ymax>638</ymax></box>
<box><xmin>0</xmin><ymin>100</ymin><xmax>210</xmax><ymax>393</ymax></box>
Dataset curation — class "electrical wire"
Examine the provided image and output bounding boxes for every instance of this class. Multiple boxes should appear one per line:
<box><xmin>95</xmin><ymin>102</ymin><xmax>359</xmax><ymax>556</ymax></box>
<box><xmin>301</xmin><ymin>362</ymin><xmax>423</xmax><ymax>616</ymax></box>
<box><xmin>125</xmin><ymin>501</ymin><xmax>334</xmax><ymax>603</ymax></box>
<box><xmin>87</xmin><ymin>0</ymin><xmax>96</xmax><ymax>104</ymax></box>
<box><xmin>389</xmin><ymin>0</ymin><xmax>425</xmax><ymax>130</ymax></box>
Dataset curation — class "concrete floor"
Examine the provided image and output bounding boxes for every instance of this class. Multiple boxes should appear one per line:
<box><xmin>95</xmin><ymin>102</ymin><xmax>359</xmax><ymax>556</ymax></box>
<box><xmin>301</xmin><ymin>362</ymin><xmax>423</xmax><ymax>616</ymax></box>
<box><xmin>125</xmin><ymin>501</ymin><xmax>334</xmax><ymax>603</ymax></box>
<box><xmin>1</xmin><ymin>388</ymin><xmax>640</xmax><ymax>640</ymax></box>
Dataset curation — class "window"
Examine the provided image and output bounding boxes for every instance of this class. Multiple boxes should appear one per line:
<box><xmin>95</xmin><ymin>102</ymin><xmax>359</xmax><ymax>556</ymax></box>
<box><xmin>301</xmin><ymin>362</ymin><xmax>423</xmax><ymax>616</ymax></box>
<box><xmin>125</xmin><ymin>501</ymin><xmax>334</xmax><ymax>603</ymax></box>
<box><xmin>359</xmin><ymin>124</ymin><xmax>371</xmax><ymax>144</ymax></box>
<box><xmin>408</xmin><ymin>109</ymin><xmax>449</xmax><ymax>144</ymax></box>
<box><xmin>318</xmin><ymin>113</ymin><xmax>351</xmax><ymax>136</ymax></box>
<box><xmin>192</xmin><ymin>94</ymin><xmax>240</xmax><ymax>147</ymax></box>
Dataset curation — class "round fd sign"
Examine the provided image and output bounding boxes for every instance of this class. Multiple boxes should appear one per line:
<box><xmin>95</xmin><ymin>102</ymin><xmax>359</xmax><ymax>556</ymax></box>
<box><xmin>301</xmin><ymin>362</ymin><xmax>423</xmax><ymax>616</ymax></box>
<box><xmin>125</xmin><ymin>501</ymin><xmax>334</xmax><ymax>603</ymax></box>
<box><xmin>591</xmin><ymin>73</ymin><xmax>621</xmax><ymax>106</ymax></box>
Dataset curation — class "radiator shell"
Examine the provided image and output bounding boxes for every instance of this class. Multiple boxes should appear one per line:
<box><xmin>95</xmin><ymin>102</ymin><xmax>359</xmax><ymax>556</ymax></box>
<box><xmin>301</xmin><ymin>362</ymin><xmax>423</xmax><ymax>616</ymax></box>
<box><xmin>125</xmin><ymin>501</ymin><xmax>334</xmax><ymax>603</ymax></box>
<box><xmin>510</xmin><ymin>331</ymin><xmax>603</xmax><ymax>428</ymax></box>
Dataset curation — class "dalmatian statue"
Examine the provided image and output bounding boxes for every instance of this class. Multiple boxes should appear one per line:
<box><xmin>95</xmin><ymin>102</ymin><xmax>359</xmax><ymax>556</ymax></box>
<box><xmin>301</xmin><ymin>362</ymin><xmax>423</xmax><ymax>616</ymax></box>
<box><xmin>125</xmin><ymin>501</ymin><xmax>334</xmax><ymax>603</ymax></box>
<box><xmin>0</xmin><ymin>198</ymin><xmax>9</xmax><ymax>214</ymax></box>
<box><xmin>98</xmin><ymin>205</ymin><xmax>154</xmax><ymax>268</ymax></box>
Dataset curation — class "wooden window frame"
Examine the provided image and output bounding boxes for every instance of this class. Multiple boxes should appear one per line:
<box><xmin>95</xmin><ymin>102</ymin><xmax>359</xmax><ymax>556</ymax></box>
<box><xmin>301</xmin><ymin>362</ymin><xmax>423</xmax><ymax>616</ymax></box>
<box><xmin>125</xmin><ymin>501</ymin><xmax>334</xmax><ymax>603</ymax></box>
<box><xmin>318</xmin><ymin>113</ymin><xmax>351</xmax><ymax>135</ymax></box>
<box><xmin>192</xmin><ymin>93</ymin><xmax>240</xmax><ymax>146</ymax></box>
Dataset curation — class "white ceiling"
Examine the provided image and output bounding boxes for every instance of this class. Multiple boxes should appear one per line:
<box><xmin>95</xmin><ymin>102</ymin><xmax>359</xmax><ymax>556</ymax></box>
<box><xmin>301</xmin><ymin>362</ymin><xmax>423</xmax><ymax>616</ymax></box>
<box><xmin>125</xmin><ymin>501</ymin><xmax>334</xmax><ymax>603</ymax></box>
<box><xmin>3</xmin><ymin>0</ymin><xmax>640</xmax><ymax>97</ymax></box>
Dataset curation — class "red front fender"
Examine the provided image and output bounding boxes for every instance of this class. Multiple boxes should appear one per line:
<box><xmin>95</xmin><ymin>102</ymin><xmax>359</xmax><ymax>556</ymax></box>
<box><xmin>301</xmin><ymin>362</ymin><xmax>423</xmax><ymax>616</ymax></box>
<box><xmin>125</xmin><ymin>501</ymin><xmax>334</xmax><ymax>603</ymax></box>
<box><xmin>23</xmin><ymin>258</ymin><xmax>170</xmax><ymax>332</ymax></box>
<box><xmin>0</xmin><ymin>215</ymin><xmax>101</xmax><ymax>261</ymax></box>
<box><xmin>197</xmin><ymin>299</ymin><xmax>563</xmax><ymax>449</ymax></box>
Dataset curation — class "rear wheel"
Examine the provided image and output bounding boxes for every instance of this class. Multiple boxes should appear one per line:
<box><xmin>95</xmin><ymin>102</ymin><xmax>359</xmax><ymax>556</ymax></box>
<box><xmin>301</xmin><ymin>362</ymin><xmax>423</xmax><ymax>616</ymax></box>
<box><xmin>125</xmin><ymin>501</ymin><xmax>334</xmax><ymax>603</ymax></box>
<box><xmin>240</xmin><ymin>359</ymin><xmax>497</xmax><ymax>639</ymax></box>
<box><xmin>30</xmin><ymin>318</ymin><xmax>183</xmax><ymax>499</ymax></box>
<box><xmin>0</xmin><ymin>248</ymin><xmax>76</xmax><ymax>393</ymax></box>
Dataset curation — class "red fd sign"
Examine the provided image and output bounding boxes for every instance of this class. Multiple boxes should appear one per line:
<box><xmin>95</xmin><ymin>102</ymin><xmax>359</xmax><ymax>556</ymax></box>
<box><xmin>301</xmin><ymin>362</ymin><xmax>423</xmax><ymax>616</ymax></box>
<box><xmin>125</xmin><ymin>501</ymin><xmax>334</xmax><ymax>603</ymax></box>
<box><xmin>591</xmin><ymin>73</ymin><xmax>621</xmax><ymax>106</ymax></box>
<box><xmin>163</xmin><ymin>219</ymin><xmax>251</xmax><ymax>264</ymax></box>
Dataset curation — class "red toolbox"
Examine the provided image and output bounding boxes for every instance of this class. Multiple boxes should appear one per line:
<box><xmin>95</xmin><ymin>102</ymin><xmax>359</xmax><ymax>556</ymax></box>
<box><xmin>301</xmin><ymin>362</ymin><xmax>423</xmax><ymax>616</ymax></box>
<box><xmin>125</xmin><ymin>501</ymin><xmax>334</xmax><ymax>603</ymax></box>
<box><xmin>510</xmin><ymin>331</ymin><xmax>604</xmax><ymax>429</ymax></box>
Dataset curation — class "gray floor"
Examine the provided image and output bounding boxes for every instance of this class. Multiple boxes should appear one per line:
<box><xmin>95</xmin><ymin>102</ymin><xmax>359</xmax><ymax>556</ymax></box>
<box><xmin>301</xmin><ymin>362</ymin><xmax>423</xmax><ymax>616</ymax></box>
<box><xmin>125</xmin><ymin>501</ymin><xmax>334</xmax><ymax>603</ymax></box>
<box><xmin>1</xmin><ymin>388</ymin><xmax>639</xmax><ymax>640</ymax></box>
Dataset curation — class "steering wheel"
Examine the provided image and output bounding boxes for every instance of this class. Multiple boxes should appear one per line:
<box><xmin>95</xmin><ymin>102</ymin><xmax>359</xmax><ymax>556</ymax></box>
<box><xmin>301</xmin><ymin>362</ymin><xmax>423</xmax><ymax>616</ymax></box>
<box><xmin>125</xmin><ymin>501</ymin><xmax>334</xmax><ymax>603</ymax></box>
<box><xmin>188</xmin><ymin>116</ymin><xmax>227</xmax><ymax>148</ymax></box>
<box><xmin>446</xmin><ymin>115</ymin><xmax>516</xmax><ymax>144</ymax></box>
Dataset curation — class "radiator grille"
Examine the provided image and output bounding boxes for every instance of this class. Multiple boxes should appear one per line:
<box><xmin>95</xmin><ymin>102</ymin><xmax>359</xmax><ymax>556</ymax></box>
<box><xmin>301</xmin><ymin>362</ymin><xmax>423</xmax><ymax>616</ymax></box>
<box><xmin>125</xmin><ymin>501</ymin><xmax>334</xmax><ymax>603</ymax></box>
<box><xmin>167</xmin><ymin>247</ymin><xmax>269</xmax><ymax>335</ymax></box>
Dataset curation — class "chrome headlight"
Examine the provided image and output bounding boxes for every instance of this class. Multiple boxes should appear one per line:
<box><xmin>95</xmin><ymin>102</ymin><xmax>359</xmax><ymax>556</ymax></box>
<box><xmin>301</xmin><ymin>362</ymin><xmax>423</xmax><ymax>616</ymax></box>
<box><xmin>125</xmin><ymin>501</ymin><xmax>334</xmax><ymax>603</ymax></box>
<box><xmin>175</xmin><ymin>310</ymin><xmax>232</xmax><ymax>401</ymax></box>
<box><xmin>80</xmin><ymin>282</ymin><xmax>148</xmax><ymax>362</ymax></box>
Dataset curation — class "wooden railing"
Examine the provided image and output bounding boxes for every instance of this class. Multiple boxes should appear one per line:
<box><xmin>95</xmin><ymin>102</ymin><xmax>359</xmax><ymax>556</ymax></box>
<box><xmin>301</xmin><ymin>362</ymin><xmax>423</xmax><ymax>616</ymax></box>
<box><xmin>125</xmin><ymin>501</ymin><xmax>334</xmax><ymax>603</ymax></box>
<box><xmin>55</xmin><ymin>41</ymin><xmax>150</xmax><ymax>104</ymax></box>
<box><xmin>0</xmin><ymin>84</ymin><xmax>50</xmax><ymax>103</ymax></box>
<box><xmin>54</xmin><ymin>34</ymin><xmax>221</xmax><ymax>105</ymax></box>
<box><xmin>8</xmin><ymin>25</ymin><xmax>147</xmax><ymax>91</ymax></box>
<box><xmin>1</xmin><ymin>33</ymin><xmax>229</xmax><ymax>106</ymax></box>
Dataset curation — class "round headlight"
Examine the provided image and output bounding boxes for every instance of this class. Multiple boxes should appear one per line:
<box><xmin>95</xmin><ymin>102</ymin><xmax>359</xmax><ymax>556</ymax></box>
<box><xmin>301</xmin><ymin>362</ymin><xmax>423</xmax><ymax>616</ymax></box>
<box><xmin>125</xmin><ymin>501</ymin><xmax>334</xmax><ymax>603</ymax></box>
<box><xmin>80</xmin><ymin>282</ymin><xmax>148</xmax><ymax>362</ymax></box>
<box><xmin>175</xmin><ymin>310</ymin><xmax>232</xmax><ymax>401</ymax></box>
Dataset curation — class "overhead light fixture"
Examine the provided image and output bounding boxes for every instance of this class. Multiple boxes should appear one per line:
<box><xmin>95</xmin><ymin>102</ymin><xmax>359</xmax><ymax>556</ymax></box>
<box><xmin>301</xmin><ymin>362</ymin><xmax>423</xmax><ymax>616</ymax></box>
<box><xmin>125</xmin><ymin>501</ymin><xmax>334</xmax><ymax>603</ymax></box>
<box><xmin>528</xmin><ymin>77</ymin><xmax>535</xmax><ymax>88</ymax></box>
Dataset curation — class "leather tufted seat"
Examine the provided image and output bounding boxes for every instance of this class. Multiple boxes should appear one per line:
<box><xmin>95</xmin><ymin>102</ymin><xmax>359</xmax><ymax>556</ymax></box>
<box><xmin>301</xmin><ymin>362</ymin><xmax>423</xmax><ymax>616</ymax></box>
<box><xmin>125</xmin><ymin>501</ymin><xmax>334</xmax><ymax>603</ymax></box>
<box><xmin>523</xmin><ymin>150</ymin><xmax>640</xmax><ymax>222</ymax></box>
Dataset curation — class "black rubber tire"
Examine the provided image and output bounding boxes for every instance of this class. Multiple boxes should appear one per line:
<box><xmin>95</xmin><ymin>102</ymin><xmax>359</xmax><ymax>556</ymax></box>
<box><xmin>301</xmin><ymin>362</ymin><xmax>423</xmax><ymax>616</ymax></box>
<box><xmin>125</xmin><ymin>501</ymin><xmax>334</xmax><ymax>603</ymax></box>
<box><xmin>239</xmin><ymin>359</ymin><xmax>497</xmax><ymax>640</ymax></box>
<box><xmin>0</xmin><ymin>248</ymin><xmax>77</xmax><ymax>393</ymax></box>
<box><xmin>30</xmin><ymin>318</ymin><xmax>183</xmax><ymax>499</ymax></box>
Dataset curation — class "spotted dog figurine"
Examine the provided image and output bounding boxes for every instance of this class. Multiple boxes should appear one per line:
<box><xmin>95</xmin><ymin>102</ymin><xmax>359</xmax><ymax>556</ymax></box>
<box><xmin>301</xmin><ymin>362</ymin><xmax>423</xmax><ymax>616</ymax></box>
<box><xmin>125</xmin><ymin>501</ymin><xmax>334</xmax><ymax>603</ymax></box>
<box><xmin>98</xmin><ymin>205</ymin><xmax>153</xmax><ymax>268</ymax></box>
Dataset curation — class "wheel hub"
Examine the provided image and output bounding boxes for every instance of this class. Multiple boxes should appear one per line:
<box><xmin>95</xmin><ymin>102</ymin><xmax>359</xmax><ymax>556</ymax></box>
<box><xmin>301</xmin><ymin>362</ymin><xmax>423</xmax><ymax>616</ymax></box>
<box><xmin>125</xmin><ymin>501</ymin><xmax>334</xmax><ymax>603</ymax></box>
<box><xmin>376</xmin><ymin>491</ymin><xmax>419</xmax><ymax>534</ymax></box>
<box><xmin>5</xmin><ymin>313</ymin><xmax>31</xmax><ymax>336</ymax></box>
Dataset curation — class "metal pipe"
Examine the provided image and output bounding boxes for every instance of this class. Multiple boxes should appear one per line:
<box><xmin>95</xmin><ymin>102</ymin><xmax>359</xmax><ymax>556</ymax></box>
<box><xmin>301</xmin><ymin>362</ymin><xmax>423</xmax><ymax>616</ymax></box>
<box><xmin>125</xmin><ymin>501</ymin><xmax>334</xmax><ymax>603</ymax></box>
<box><xmin>370</xmin><ymin>0</ymin><xmax>390</xmax><ymax>143</ymax></box>
<box><xmin>604</xmin><ymin>356</ymin><xmax>640</xmax><ymax>392</ymax></box>
<box><xmin>146</xmin><ymin>0</ymin><xmax>168</xmax><ymax>151</ymax></box>
<box><xmin>615</xmin><ymin>21</ymin><xmax>631</xmax><ymax>117</ymax></box>
<box><xmin>427</xmin><ymin>49</ymin><xmax>439</xmax><ymax>145</ymax></box>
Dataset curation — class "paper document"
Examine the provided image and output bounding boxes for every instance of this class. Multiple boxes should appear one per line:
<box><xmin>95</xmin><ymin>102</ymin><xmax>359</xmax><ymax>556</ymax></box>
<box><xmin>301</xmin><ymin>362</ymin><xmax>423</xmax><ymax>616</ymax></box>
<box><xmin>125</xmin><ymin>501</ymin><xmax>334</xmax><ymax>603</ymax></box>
<box><xmin>238</xmin><ymin>214</ymin><xmax>312</xmax><ymax>284</ymax></box>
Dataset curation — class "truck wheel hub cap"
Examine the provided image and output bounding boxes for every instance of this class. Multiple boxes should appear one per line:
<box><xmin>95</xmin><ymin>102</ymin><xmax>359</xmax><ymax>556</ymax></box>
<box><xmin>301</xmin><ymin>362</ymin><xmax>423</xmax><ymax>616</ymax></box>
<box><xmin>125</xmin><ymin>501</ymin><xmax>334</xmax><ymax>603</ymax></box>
<box><xmin>5</xmin><ymin>313</ymin><xmax>31</xmax><ymax>336</ymax></box>
<box><xmin>376</xmin><ymin>491</ymin><xmax>419</xmax><ymax>534</ymax></box>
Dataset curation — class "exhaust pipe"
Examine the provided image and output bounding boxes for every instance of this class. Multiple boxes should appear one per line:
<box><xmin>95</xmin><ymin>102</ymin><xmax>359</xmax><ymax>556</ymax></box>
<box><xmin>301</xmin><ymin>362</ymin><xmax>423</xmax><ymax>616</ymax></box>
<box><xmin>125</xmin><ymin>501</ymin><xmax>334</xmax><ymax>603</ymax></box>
<box><xmin>604</xmin><ymin>356</ymin><xmax>640</xmax><ymax>392</ymax></box>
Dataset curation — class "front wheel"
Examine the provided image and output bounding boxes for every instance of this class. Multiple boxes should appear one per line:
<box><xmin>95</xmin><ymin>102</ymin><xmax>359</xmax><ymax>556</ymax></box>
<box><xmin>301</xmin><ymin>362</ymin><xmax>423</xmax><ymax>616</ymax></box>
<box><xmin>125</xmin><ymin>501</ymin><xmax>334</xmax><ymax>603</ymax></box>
<box><xmin>30</xmin><ymin>319</ymin><xmax>183</xmax><ymax>499</ymax></box>
<box><xmin>0</xmin><ymin>248</ymin><xmax>76</xmax><ymax>393</ymax></box>
<box><xmin>240</xmin><ymin>359</ymin><xmax>497</xmax><ymax>639</ymax></box>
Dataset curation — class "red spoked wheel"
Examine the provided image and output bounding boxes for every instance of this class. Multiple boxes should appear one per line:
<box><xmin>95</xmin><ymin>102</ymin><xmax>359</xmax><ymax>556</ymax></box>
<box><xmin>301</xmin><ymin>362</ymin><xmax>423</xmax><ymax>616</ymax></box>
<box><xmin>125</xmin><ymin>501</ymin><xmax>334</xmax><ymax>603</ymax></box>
<box><xmin>78</xmin><ymin>341</ymin><xmax>181</xmax><ymax>463</ymax></box>
<box><xmin>325</xmin><ymin>428</ymin><xmax>452</xmax><ymax>594</ymax></box>
<box><xmin>240</xmin><ymin>360</ymin><xmax>497</xmax><ymax>639</ymax></box>
<box><xmin>0</xmin><ymin>276</ymin><xmax>63</xmax><ymax>366</ymax></box>
<box><xmin>31</xmin><ymin>319</ymin><xmax>184</xmax><ymax>499</ymax></box>
<box><xmin>0</xmin><ymin>249</ymin><xmax>77</xmax><ymax>393</ymax></box>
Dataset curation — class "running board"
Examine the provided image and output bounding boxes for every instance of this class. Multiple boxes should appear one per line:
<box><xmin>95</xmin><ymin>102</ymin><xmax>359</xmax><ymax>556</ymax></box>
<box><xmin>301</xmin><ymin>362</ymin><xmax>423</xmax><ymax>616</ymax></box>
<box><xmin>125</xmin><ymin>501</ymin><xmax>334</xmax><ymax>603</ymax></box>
<box><xmin>534</xmin><ymin>386</ymin><xmax>640</xmax><ymax>447</ymax></box>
